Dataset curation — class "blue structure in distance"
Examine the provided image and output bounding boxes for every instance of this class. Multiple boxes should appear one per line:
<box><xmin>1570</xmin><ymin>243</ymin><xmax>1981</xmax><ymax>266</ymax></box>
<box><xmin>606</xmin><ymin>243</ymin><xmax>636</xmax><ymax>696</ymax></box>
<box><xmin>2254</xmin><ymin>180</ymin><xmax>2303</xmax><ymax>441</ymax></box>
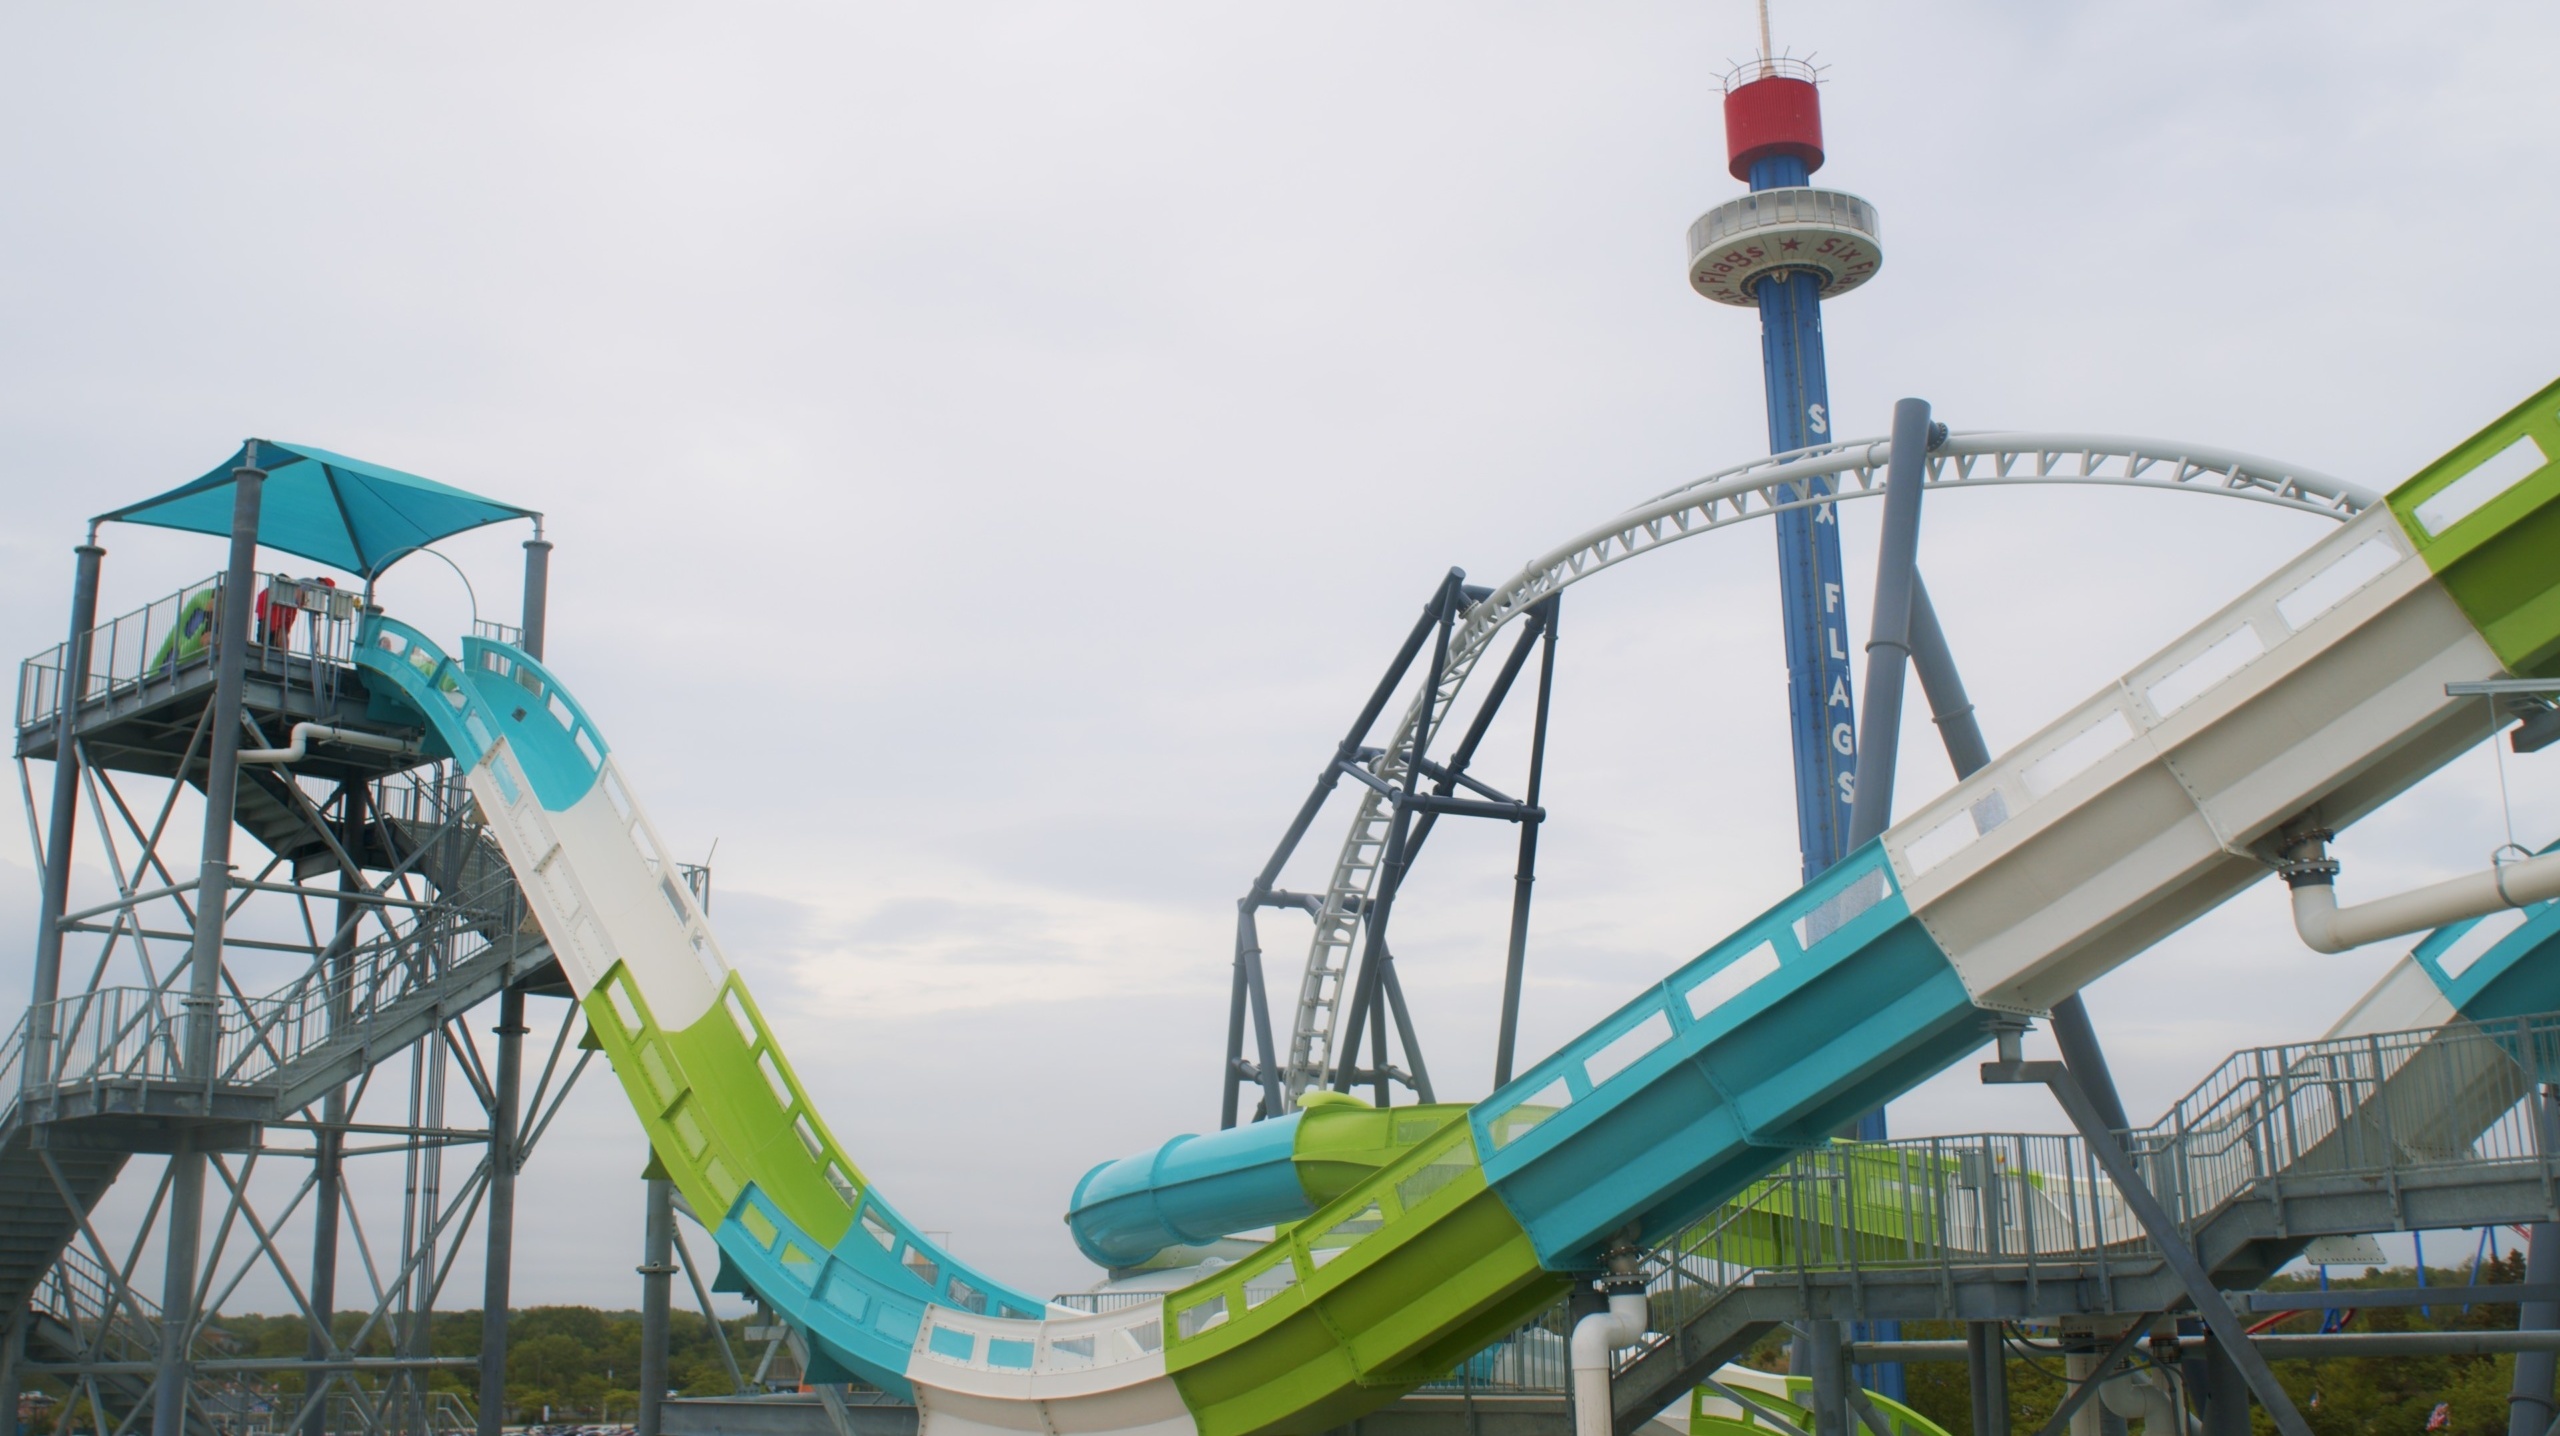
<box><xmin>1700</xmin><ymin>54</ymin><xmax>1903</xmax><ymax>1395</ymax></box>
<box><xmin>1749</xmin><ymin>148</ymin><xmax>1861</xmax><ymax>896</ymax></box>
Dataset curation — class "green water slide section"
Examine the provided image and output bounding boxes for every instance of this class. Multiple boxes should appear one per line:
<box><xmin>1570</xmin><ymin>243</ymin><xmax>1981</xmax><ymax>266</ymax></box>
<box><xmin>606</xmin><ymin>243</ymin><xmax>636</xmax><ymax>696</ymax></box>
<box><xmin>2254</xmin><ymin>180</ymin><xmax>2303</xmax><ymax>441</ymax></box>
<box><xmin>1688</xmin><ymin>1375</ymin><xmax>1950</xmax><ymax>1436</ymax></box>
<box><xmin>1161</xmin><ymin>1116</ymin><xmax>1568</xmax><ymax>1436</ymax></box>
<box><xmin>2393</xmin><ymin>376</ymin><xmax>2560</xmax><ymax>676</ymax></box>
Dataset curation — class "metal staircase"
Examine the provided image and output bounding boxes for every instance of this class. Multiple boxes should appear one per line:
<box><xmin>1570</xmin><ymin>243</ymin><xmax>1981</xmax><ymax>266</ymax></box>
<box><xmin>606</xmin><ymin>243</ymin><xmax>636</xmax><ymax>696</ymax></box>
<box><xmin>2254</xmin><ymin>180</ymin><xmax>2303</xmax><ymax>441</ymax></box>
<box><xmin>24</xmin><ymin>1243</ymin><xmax>282</xmax><ymax>1436</ymax></box>
<box><xmin>1602</xmin><ymin>1009</ymin><xmax>2560</xmax><ymax>1432</ymax></box>
<box><xmin>0</xmin><ymin>911</ymin><xmax>553</xmax><ymax>1326</ymax></box>
<box><xmin>0</xmin><ymin>1147</ymin><xmax>127</xmax><ymax>1339</ymax></box>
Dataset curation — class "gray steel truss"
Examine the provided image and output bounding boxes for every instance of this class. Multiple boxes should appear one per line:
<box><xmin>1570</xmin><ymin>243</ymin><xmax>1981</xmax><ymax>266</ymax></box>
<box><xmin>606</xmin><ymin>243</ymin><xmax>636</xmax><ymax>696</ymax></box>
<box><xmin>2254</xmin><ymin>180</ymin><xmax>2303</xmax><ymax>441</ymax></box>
<box><xmin>4</xmin><ymin>543</ymin><xmax>587</xmax><ymax>1436</ymax></box>
<box><xmin>1603</xmin><ymin>1007</ymin><xmax>2560</xmax><ymax>1433</ymax></box>
<box><xmin>1279</xmin><ymin>432</ymin><xmax>2375</xmax><ymax>1105</ymax></box>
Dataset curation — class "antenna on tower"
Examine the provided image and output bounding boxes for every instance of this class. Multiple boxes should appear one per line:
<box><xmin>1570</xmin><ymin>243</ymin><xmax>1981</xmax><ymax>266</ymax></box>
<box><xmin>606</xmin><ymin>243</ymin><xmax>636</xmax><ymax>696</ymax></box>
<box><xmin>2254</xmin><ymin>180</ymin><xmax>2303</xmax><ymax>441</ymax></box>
<box><xmin>1756</xmin><ymin>0</ymin><xmax>1774</xmax><ymax>78</ymax></box>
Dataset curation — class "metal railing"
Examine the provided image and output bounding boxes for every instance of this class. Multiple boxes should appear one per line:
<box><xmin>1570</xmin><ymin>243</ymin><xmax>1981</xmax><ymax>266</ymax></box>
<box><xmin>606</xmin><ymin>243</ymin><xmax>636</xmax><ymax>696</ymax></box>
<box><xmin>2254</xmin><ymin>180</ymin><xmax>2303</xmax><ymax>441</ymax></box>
<box><xmin>1615</xmin><ymin>1009</ymin><xmax>2560</xmax><ymax>1374</ymax></box>
<box><xmin>17</xmin><ymin>571</ymin><xmax>361</xmax><ymax>733</ymax></box>
<box><xmin>1067</xmin><ymin>1011</ymin><xmax>2560</xmax><ymax>1397</ymax></box>
<box><xmin>1415</xmin><ymin>1301</ymin><xmax>1572</xmax><ymax>1396</ymax></box>
<box><xmin>38</xmin><ymin>1241</ymin><xmax>161</xmax><ymax>1364</ymax></box>
<box><xmin>1</xmin><ymin>801</ymin><xmax>529</xmax><ymax>1108</ymax></box>
<box><xmin>1687</xmin><ymin>188</ymin><xmax>1880</xmax><ymax>265</ymax></box>
<box><xmin>1720</xmin><ymin>56</ymin><xmax>1820</xmax><ymax>92</ymax></box>
<box><xmin>2129</xmin><ymin>1011</ymin><xmax>2559</xmax><ymax>1222</ymax></box>
<box><xmin>269</xmin><ymin>1387</ymin><xmax>476</xmax><ymax>1436</ymax></box>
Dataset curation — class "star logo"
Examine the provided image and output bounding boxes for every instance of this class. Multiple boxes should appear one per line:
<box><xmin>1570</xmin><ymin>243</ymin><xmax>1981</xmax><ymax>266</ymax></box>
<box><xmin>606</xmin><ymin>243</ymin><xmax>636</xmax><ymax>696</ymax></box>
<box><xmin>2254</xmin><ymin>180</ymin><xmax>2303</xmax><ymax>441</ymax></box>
<box><xmin>1780</xmin><ymin>238</ymin><xmax>1801</xmax><ymax>251</ymax></box>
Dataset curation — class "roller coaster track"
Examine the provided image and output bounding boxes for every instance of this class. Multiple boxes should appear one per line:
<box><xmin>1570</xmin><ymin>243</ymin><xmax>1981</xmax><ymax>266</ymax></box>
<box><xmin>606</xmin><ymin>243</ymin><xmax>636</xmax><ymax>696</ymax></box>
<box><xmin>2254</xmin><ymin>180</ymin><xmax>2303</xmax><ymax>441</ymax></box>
<box><xmin>1282</xmin><ymin>432</ymin><xmax>2377</xmax><ymax>1097</ymax></box>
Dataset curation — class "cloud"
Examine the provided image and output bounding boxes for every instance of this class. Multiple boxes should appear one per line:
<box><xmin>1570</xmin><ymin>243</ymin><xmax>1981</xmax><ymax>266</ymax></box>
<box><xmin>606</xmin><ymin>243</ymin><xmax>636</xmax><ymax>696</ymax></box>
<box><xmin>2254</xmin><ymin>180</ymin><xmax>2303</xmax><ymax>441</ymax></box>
<box><xmin>1</xmin><ymin>0</ymin><xmax>2556</xmax><ymax>1311</ymax></box>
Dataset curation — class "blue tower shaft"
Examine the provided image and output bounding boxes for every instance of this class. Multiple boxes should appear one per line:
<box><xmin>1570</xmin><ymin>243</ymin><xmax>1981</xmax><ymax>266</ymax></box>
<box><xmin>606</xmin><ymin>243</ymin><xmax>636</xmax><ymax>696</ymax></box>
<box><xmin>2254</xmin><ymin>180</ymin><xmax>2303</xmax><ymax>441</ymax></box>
<box><xmin>1747</xmin><ymin>154</ymin><xmax>1860</xmax><ymax>888</ymax></box>
<box><xmin>1742</xmin><ymin>151</ymin><xmax>1902</xmax><ymax>1399</ymax></box>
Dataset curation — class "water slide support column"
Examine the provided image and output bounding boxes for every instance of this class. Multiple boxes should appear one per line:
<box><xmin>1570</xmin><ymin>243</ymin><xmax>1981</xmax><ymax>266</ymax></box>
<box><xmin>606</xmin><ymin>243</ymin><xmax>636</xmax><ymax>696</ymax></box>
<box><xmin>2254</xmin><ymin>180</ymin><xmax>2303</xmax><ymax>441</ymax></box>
<box><xmin>1981</xmin><ymin>1050</ymin><xmax>2311</xmax><ymax>1436</ymax></box>
<box><xmin>305</xmin><ymin>783</ymin><xmax>366</xmax><ymax>1436</ymax></box>
<box><xmin>480</xmin><ymin>529</ymin><xmax>551</xmax><ymax>1435</ymax></box>
<box><xmin>2200</xmin><ymin>1338</ymin><xmax>2251</xmax><ymax>1436</ymax></box>
<box><xmin>520</xmin><ymin>531</ymin><xmax>551</xmax><ymax>659</ymax></box>
<box><xmin>0</xmin><ymin>1312</ymin><xmax>20</xmax><ymax>1436</ymax></box>
<box><xmin>155</xmin><ymin>460</ymin><xmax>264</xmax><ymax>1436</ymax></box>
<box><xmin>1906</xmin><ymin>579</ymin><xmax>2134</xmax><ymax>1422</ymax></box>
<box><xmin>1830</xmin><ymin>397</ymin><xmax>1932</xmax><ymax>1411</ymax></box>
<box><xmin>639</xmin><ymin>1175</ymin><xmax>676</xmax><ymax>1436</ymax></box>
<box><xmin>1964</xmin><ymin>1322</ymin><xmax>2010</xmax><ymax>1436</ymax></box>
<box><xmin>476</xmin><ymin>988</ymin><xmax>526</xmax><ymax>1436</ymax></box>
<box><xmin>7</xmin><ymin>532</ymin><xmax>103</xmax><ymax>1436</ymax></box>
<box><xmin>1842</xmin><ymin>397</ymin><xmax>1931</xmax><ymax>848</ymax></box>
<box><xmin>30</xmin><ymin>534</ymin><xmax>104</xmax><ymax>1091</ymax></box>
<box><xmin>1908</xmin><ymin>579</ymin><xmax>2131</xmax><ymax>1126</ymax></box>
<box><xmin>2509</xmin><ymin>1087</ymin><xmax>2560</xmax><ymax>1436</ymax></box>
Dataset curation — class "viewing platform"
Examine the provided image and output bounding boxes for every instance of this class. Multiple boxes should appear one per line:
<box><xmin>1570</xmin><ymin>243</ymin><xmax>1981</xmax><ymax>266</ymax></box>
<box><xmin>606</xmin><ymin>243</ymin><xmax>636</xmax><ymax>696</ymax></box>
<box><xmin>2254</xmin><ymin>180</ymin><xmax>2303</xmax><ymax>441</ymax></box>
<box><xmin>15</xmin><ymin>570</ymin><xmax>441</xmax><ymax>776</ymax></box>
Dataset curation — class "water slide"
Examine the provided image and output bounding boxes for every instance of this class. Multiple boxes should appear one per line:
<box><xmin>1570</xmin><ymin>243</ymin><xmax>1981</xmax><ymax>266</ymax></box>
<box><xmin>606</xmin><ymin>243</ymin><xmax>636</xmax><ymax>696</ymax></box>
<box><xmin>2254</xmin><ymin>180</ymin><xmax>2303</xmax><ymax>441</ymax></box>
<box><xmin>1070</xmin><ymin>844</ymin><xmax>2560</xmax><ymax>1285</ymax></box>
<box><xmin>348</xmin><ymin>379</ymin><xmax>2559</xmax><ymax>1436</ymax></box>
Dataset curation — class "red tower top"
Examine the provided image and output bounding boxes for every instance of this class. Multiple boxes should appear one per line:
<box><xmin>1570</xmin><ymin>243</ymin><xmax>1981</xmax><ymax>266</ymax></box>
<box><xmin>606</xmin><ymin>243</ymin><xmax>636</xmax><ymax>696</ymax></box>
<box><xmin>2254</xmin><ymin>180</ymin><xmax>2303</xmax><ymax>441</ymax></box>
<box><xmin>1722</xmin><ymin>63</ymin><xmax>1824</xmax><ymax>182</ymax></box>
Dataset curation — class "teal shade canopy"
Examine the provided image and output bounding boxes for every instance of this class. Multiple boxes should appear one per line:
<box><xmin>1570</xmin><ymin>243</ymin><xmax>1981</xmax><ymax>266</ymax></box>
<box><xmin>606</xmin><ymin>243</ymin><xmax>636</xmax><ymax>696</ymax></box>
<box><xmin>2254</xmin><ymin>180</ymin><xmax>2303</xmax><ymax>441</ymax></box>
<box><xmin>95</xmin><ymin>439</ymin><xmax>538</xmax><ymax>580</ymax></box>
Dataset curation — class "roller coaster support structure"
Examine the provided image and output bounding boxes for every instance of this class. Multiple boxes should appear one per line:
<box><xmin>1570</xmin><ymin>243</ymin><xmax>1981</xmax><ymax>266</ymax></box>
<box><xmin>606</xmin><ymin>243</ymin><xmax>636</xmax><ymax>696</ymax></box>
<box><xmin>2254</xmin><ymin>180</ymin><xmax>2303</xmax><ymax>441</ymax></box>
<box><xmin>1221</xmin><ymin>574</ymin><xmax>1561</xmax><ymax>1124</ymax></box>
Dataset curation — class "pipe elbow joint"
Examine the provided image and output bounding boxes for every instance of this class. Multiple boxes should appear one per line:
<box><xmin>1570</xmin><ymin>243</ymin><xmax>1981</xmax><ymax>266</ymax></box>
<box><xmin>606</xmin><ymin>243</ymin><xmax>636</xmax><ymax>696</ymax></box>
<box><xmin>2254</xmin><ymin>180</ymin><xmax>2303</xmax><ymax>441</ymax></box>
<box><xmin>2290</xmin><ymin>883</ymin><xmax>2349</xmax><ymax>955</ymax></box>
<box><xmin>1568</xmin><ymin>1292</ymin><xmax>1650</xmax><ymax>1371</ymax></box>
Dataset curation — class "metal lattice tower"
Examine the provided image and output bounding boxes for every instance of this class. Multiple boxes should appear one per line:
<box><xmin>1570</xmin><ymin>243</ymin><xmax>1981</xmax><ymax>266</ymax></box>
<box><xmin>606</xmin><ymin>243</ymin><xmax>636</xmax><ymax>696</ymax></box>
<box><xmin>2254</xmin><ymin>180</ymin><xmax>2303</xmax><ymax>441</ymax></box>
<box><xmin>1</xmin><ymin>459</ymin><xmax>589</xmax><ymax>1436</ymax></box>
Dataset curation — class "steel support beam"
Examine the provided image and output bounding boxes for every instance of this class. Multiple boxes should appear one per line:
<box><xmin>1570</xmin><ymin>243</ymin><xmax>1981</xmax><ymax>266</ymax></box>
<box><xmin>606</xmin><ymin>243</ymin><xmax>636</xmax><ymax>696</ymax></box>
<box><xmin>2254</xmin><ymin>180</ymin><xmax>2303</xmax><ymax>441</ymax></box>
<box><xmin>2515</xmin><ymin>1090</ymin><xmax>2560</xmax><ymax>1436</ymax></box>
<box><xmin>1225</xmin><ymin>575</ymin><xmax>1455</xmax><ymax>1125</ymax></box>
<box><xmin>478</xmin><ymin>987</ymin><xmax>527</xmax><ymax>1436</ymax></box>
<box><xmin>1223</xmin><ymin>904</ymin><xmax>1287</xmax><ymax>1125</ymax></box>
<box><xmin>1842</xmin><ymin>398</ymin><xmax>1932</xmax><ymax>852</ymax></box>
<box><xmin>1333</xmin><ymin>576</ymin><xmax>1465</xmax><ymax>1100</ymax></box>
<box><xmin>30</xmin><ymin>536</ymin><xmax>104</xmax><ymax>1086</ymax></box>
<box><xmin>469</xmin><ymin>539</ymin><xmax>553</xmax><ymax>1436</ymax></box>
<box><xmin>1835</xmin><ymin>398</ymin><xmax>1931</xmax><ymax>1400</ymax></box>
<box><xmin>1861</xmin><ymin>1329</ymin><xmax>2560</xmax><ymax>1361</ymax></box>
<box><xmin>1804</xmin><ymin>1320</ymin><xmax>1848</xmax><ymax>1436</ymax></box>
<box><xmin>156</xmin><ymin>460</ymin><xmax>264</xmax><ymax>1436</ymax></box>
<box><xmin>1964</xmin><ymin>1324</ymin><xmax>2008</xmax><ymax>1436</ymax></box>
<box><xmin>1497</xmin><ymin>599</ymin><xmax>1559</xmax><ymax>1088</ymax></box>
<box><xmin>521</xmin><ymin>535</ymin><xmax>553</xmax><ymax>660</ymax></box>
<box><xmin>1905</xmin><ymin>574</ymin><xmax>2129</xmax><ymax>1132</ymax></box>
<box><xmin>305</xmin><ymin>782</ymin><xmax>365</xmax><ymax>1436</ymax></box>
<box><xmin>640</xmin><ymin>1175</ymin><xmax>676</xmax><ymax>1436</ymax></box>
<box><xmin>1981</xmin><ymin>1053</ymin><xmax>2309</xmax><ymax>1436</ymax></box>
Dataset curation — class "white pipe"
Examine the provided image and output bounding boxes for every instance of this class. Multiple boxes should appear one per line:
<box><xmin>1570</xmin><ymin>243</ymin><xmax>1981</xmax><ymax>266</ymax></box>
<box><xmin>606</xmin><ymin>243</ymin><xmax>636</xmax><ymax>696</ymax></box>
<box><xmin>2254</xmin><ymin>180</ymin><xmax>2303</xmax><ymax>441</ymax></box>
<box><xmin>2286</xmin><ymin>835</ymin><xmax>2560</xmax><ymax>953</ymax></box>
<box><xmin>2097</xmin><ymin>1365</ymin><xmax>2197</xmax><ymax>1436</ymax></box>
<box><xmin>238</xmin><ymin>723</ymin><xmax>421</xmax><ymax>765</ymax></box>
<box><xmin>1571</xmin><ymin>1292</ymin><xmax>1649</xmax><ymax>1436</ymax></box>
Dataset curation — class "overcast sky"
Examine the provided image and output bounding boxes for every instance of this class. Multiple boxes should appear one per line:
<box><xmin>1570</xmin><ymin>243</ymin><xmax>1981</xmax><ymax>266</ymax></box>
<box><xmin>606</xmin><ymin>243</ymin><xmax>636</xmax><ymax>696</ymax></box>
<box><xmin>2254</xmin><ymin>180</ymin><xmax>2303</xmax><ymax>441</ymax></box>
<box><xmin>4</xmin><ymin>2</ymin><xmax>2559</xmax><ymax>1314</ymax></box>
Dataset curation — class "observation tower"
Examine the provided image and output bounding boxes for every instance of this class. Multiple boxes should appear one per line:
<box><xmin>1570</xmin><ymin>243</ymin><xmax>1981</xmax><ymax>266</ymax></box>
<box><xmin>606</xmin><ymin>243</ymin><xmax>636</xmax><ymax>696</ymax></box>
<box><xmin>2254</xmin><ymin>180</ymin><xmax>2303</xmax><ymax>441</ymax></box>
<box><xmin>1689</xmin><ymin>52</ymin><xmax>1883</xmax><ymax>892</ymax></box>
<box><xmin>1690</xmin><ymin>37</ymin><xmax>1903</xmax><ymax>1402</ymax></box>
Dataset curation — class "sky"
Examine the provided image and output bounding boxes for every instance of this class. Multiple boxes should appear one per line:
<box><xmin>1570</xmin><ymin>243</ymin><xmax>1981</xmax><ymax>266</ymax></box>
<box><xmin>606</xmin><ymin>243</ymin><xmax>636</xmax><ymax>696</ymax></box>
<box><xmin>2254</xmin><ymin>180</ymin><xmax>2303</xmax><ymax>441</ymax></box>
<box><xmin>3</xmin><ymin>1</ymin><xmax>2559</xmax><ymax>1316</ymax></box>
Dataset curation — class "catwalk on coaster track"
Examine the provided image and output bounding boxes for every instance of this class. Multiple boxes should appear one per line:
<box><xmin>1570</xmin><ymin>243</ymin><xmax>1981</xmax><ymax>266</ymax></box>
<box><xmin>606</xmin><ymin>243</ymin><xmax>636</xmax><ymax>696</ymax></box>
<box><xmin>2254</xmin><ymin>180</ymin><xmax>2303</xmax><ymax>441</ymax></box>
<box><xmin>349</xmin><ymin>380</ymin><xmax>2560</xmax><ymax>1436</ymax></box>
